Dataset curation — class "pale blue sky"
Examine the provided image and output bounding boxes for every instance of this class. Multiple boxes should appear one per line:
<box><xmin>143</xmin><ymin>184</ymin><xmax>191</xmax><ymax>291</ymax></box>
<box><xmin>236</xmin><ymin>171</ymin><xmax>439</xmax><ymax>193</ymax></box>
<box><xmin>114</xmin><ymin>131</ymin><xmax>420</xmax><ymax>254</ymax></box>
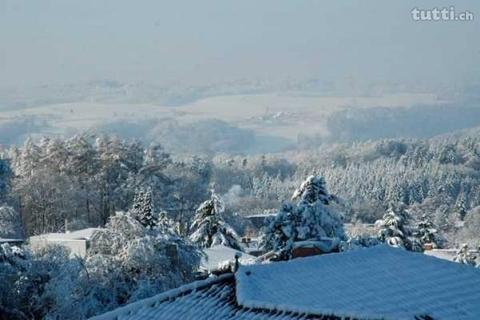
<box><xmin>1</xmin><ymin>0</ymin><xmax>479</xmax><ymax>88</ymax></box>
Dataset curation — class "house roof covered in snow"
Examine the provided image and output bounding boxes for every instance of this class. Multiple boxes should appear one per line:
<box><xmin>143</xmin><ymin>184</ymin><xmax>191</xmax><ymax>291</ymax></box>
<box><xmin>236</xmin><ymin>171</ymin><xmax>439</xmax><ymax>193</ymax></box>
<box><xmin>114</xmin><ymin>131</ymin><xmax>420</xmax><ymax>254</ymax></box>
<box><xmin>237</xmin><ymin>246</ymin><xmax>480</xmax><ymax>320</ymax></box>
<box><xmin>29</xmin><ymin>228</ymin><xmax>103</xmax><ymax>242</ymax></box>
<box><xmin>201</xmin><ymin>245</ymin><xmax>256</xmax><ymax>272</ymax></box>
<box><xmin>90</xmin><ymin>245</ymin><xmax>480</xmax><ymax>320</ymax></box>
<box><xmin>89</xmin><ymin>274</ymin><xmax>317</xmax><ymax>320</ymax></box>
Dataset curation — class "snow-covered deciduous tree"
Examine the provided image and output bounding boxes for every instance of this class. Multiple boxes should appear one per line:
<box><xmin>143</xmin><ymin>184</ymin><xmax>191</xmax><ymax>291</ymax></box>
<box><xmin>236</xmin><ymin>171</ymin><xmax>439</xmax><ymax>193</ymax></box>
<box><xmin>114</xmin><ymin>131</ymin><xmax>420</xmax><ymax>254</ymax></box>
<box><xmin>88</xmin><ymin>211</ymin><xmax>201</xmax><ymax>308</ymax></box>
<box><xmin>0</xmin><ymin>243</ymin><xmax>29</xmax><ymax>319</ymax></box>
<box><xmin>262</xmin><ymin>175</ymin><xmax>346</xmax><ymax>259</ymax></box>
<box><xmin>131</xmin><ymin>188</ymin><xmax>156</xmax><ymax>228</ymax></box>
<box><xmin>376</xmin><ymin>204</ymin><xmax>421</xmax><ymax>251</ymax></box>
<box><xmin>0</xmin><ymin>243</ymin><xmax>91</xmax><ymax>320</ymax></box>
<box><xmin>453</xmin><ymin>244</ymin><xmax>476</xmax><ymax>266</ymax></box>
<box><xmin>189</xmin><ymin>192</ymin><xmax>242</xmax><ymax>250</ymax></box>
<box><xmin>0</xmin><ymin>206</ymin><xmax>23</xmax><ymax>239</ymax></box>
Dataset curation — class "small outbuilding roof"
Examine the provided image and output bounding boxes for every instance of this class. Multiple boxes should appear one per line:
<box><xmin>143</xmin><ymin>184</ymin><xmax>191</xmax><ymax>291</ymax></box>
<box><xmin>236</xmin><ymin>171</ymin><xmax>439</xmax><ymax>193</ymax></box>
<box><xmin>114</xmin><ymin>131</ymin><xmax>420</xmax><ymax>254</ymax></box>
<box><xmin>29</xmin><ymin>228</ymin><xmax>103</xmax><ymax>241</ymax></box>
<box><xmin>201</xmin><ymin>245</ymin><xmax>256</xmax><ymax>272</ymax></box>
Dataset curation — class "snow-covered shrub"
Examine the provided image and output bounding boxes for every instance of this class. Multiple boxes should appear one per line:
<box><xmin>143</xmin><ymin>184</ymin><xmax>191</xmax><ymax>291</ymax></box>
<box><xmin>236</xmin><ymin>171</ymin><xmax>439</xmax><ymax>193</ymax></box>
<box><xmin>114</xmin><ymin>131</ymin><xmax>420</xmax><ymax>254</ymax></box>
<box><xmin>189</xmin><ymin>192</ymin><xmax>242</xmax><ymax>250</ymax></box>
<box><xmin>27</xmin><ymin>245</ymin><xmax>89</xmax><ymax>320</ymax></box>
<box><xmin>0</xmin><ymin>243</ymin><xmax>29</xmax><ymax>319</ymax></box>
<box><xmin>453</xmin><ymin>244</ymin><xmax>476</xmax><ymax>266</ymax></box>
<box><xmin>0</xmin><ymin>205</ymin><xmax>23</xmax><ymax>239</ymax></box>
<box><xmin>0</xmin><ymin>243</ymin><xmax>92</xmax><ymax>320</ymax></box>
<box><xmin>262</xmin><ymin>175</ymin><xmax>346</xmax><ymax>259</ymax></box>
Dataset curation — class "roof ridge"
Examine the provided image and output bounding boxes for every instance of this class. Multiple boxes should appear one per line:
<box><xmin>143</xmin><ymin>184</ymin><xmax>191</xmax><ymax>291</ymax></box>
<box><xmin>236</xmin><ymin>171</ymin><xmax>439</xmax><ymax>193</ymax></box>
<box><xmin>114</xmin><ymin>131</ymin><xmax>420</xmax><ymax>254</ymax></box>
<box><xmin>89</xmin><ymin>273</ymin><xmax>234</xmax><ymax>320</ymax></box>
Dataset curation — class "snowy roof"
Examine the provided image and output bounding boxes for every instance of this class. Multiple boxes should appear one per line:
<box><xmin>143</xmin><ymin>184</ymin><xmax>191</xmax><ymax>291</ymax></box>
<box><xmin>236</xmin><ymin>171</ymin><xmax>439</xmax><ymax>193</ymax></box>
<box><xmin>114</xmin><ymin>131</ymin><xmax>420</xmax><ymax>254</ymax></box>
<box><xmin>236</xmin><ymin>245</ymin><xmax>480</xmax><ymax>320</ymax></box>
<box><xmin>0</xmin><ymin>238</ymin><xmax>23</xmax><ymax>243</ymax></box>
<box><xmin>244</xmin><ymin>212</ymin><xmax>277</xmax><ymax>218</ymax></box>
<box><xmin>201</xmin><ymin>245</ymin><xmax>255</xmax><ymax>272</ymax></box>
<box><xmin>90</xmin><ymin>245</ymin><xmax>480</xmax><ymax>320</ymax></box>
<box><xmin>89</xmin><ymin>274</ymin><xmax>312</xmax><ymax>320</ymax></box>
<box><xmin>29</xmin><ymin>228</ymin><xmax>103</xmax><ymax>241</ymax></box>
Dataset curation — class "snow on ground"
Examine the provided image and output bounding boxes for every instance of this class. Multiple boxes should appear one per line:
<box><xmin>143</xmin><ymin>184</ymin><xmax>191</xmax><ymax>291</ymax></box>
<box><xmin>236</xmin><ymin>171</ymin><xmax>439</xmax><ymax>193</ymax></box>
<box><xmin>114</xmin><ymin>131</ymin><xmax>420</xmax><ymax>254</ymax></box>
<box><xmin>424</xmin><ymin>248</ymin><xmax>459</xmax><ymax>262</ymax></box>
<box><xmin>236</xmin><ymin>245</ymin><xmax>480</xmax><ymax>320</ymax></box>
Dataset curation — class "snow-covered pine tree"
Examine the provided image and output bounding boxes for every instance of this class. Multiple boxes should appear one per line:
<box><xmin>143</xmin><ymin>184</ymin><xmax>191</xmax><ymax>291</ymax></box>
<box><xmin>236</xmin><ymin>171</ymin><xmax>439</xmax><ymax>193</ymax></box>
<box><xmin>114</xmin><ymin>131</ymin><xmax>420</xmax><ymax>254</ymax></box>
<box><xmin>453</xmin><ymin>244</ymin><xmax>476</xmax><ymax>266</ymax></box>
<box><xmin>376</xmin><ymin>205</ymin><xmax>406</xmax><ymax>248</ymax></box>
<box><xmin>454</xmin><ymin>191</ymin><xmax>468</xmax><ymax>221</ymax></box>
<box><xmin>263</xmin><ymin>175</ymin><xmax>345</xmax><ymax>260</ymax></box>
<box><xmin>376</xmin><ymin>203</ymin><xmax>421</xmax><ymax>251</ymax></box>
<box><xmin>415</xmin><ymin>214</ymin><xmax>440</xmax><ymax>249</ymax></box>
<box><xmin>291</xmin><ymin>175</ymin><xmax>332</xmax><ymax>205</ymax></box>
<box><xmin>189</xmin><ymin>192</ymin><xmax>242</xmax><ymax>250</ymax></box>
<box><xmin>131</xmin><ymin>188</ymin><xmax>156</xmax><ymax>229</ymax></box>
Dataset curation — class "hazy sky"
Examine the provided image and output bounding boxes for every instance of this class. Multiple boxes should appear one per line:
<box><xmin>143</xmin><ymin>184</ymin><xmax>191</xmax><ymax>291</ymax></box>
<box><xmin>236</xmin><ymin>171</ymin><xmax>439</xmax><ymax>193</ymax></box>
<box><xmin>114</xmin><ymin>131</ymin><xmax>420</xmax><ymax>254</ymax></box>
<box><xmin>1</xmin><ymin>0</ymin><xmax>479</xmax><ymax>88</ymax></box>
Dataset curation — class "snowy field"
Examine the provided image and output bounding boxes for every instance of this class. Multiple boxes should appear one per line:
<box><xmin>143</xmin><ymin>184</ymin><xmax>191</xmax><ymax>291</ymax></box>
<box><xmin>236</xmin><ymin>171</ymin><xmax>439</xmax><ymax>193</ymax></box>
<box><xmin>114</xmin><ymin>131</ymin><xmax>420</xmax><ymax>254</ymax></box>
<box><xmin>0</xmin><ymin>91</ymin><xmax>441</xmax><ymax>144</ymax></box>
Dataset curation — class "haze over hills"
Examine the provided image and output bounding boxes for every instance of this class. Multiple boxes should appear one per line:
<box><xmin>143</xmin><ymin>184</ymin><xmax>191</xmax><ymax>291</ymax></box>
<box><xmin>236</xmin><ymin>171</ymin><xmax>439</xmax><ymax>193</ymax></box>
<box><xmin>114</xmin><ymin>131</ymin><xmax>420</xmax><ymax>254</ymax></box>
<box><xmin>0</xmin><ymin>80</ymin><xmax>448</xmax><ymax>151</ymax></box>
<box><xmin>2</xmin><ymin>0</ymin><xmax>479</xmax><ymax>151</ymax></box>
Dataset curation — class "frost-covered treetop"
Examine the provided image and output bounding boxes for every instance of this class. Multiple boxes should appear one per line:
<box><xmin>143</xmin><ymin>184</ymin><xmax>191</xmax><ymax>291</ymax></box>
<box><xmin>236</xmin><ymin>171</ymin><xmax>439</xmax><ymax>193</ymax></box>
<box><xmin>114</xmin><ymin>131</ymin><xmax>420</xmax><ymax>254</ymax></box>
<box><xmin>291</xmin><ymin>175</ymin><xmax>331</xmax><ymax>205</ymax></box>
<box><xmin>194</xmin><ymin>191</ymin><xmax>225</xmax><ymax>217</ymax></box>
<box><xmin>263</xmin><ymin>175</ymin><xmax>345</xmax><ymax>259</ymax></box>
<box><xmin>131</xmin><ymin>188</ymin><xmax>156</xmax><ymax>229</ymax></box>
<box><xmin>189</xmin><ymin>192</ymin><xmax>241</xmax><ymax>251</ymax></box>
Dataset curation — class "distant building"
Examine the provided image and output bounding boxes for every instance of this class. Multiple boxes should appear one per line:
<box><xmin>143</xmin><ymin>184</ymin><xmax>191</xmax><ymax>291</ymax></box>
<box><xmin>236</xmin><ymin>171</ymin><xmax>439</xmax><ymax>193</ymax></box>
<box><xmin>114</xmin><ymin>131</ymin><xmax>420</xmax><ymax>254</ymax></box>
<box><xmin>200</xmin><ymin>245</ymin><xmax>255</xmax><ymax>274</ymax></box>
<box><xmin>90</xmin><ymin>245</ymin><xmax>480</xmax><ymax>320</ymax></box>
<box><xmin>0</xmin><ymin>238</ymin><xmax>24</xmax><ymax>246</ymax></box>
<box><xmin>344</xmin><ymin>222</ymin><xmax>377</xmax><ymax>237</ymax></box>
<box><xmin>244</xmin><ymin>211</ymin><xmax>276</xmax><ymax>230</ymax></box>
<box><xmin>29</xmin><ymin>228</ymin><xmax>102</xmax><ymax>257</ymax></box>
